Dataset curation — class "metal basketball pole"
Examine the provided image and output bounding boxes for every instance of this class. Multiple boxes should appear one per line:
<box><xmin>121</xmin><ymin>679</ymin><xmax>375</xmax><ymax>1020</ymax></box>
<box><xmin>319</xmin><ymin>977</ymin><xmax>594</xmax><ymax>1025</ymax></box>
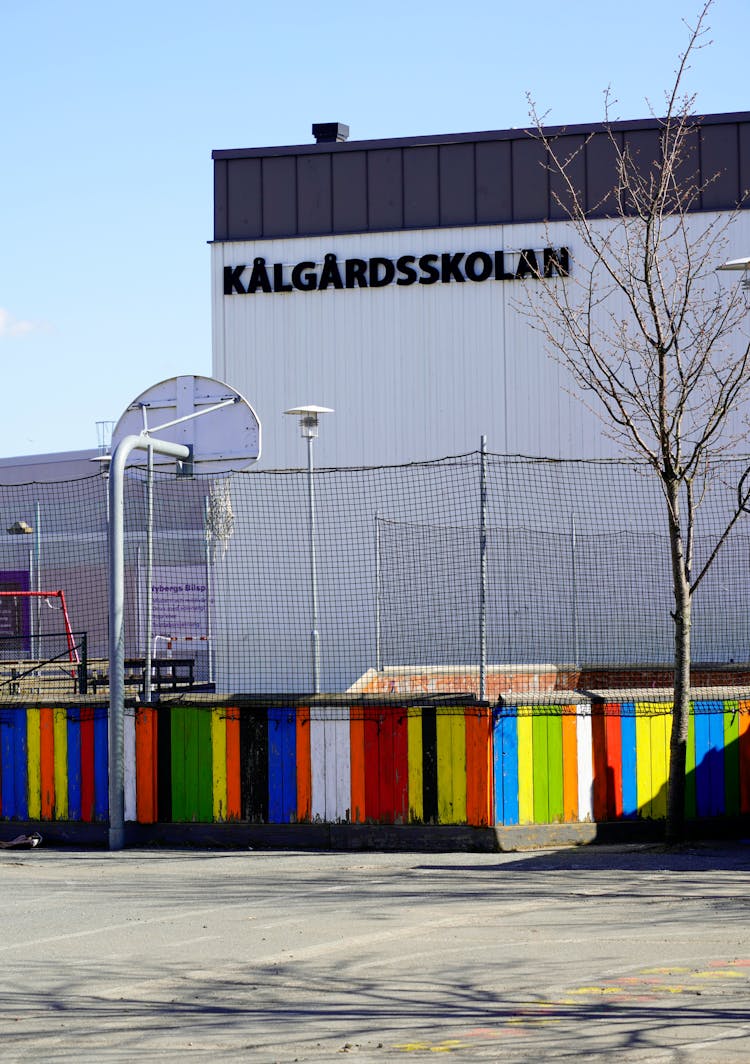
<box><xmin>108</xmin><ymin>433</ymin><xmax>189</xmax><ymax>851</ymax></box>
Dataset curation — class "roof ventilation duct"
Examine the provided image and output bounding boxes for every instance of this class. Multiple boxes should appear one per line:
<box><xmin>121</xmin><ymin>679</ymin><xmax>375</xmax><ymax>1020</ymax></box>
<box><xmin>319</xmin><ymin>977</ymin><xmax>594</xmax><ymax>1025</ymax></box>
<box><xmin>312</xmin><ymin>122</ymin><xmax>349</xmax><ymax>144</ymax></box>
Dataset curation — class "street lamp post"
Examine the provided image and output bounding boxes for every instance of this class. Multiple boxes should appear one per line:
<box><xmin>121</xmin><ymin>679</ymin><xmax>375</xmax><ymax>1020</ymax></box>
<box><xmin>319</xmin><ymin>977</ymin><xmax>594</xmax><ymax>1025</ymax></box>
<box><xmin>284</xmin><ymin>405</ymin><xmax>334</xmax><ymax>695</ymax></box>
<box><xmin>717</xmin><ymin>256</ymin><xmax>750</xmax><ymax>288</ymax></box>
<box><xmin>7</xmin><ymin>506</ymin><xmax>40</xmax><ymax>657</ymax></box>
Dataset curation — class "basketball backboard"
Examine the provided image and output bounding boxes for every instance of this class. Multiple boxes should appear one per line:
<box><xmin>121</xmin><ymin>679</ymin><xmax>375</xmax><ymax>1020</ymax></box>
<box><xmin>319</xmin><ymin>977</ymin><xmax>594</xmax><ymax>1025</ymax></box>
<box><xmin>111</xmin><ymin>374</ymin><xmax>261</xmax><ymax>472</ymax></box>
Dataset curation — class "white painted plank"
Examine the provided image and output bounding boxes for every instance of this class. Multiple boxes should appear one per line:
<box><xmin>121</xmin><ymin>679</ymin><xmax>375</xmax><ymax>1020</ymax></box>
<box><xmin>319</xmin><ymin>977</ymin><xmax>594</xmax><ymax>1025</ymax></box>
<box><xmin>124</xmin><ymin>711</ymin><xmax>136</xmax><ymax>822</ymax></box>
<box><xmin>576</xmin><ymin>708</ymin><xmax>594</xmax><ymax>823</ymax></box>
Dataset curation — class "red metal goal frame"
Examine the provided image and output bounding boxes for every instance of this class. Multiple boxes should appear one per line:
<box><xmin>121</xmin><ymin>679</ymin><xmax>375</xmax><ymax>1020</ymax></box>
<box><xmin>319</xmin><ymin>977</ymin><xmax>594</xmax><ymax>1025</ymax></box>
<box><xmin>0</xmin><ymin>589</ymin><xmax>79</xmax><ymax>664</ymax></box>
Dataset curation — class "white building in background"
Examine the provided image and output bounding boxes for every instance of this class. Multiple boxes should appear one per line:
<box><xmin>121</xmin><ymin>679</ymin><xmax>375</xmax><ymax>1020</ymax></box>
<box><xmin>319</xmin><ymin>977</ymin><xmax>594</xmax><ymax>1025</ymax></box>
<box><xmin>211</xmin><ymin>115</ymin><xmax>750</xmax><ymax>470</ymax></box>
<box><xmin>1</xmin><ymin>115</ymin><xmax>750</xmax><ymax>695</ymax></box>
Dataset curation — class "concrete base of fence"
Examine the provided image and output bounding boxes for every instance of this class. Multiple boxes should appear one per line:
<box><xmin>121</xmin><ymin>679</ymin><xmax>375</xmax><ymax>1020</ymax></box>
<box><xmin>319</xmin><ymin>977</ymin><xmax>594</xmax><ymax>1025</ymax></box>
<box><xmin>2</xmin><ymin>816</ymin><xmax>748</xmax><ymax>853</ymax></box>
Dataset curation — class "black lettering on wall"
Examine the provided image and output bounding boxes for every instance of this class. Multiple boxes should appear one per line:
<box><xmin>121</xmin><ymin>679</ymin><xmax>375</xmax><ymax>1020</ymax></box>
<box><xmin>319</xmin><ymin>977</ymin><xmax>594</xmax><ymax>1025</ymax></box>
<box><xmin>396</xmin><ymin>255</ymin><xmax>418</xmax><ymax>286</ymax></box>
<box><xmin>247</xmin><ymin>258</ymin><xmax>272</xmax><ymax>294</ymax></box>
<box><xmin>291</xmin><ymin>261</ymin><xmax>318</xmax><ymax>291</ymax></box>
<box><xmin>345</xmin><ymin>258</ymin><xmax>368</xmax><ymax>288</ymax></box>
<box><xmin>369</xmin><ymin>257</ymin><xmax>396</xmax><ymax>287</ymax></box>
<box><xmin>418</xmin><ymin>254</ymin><xmax>440</xmax><ymax>285</ymax></box>
<box><xmin>464</xmin><ymin>251</ymin><xmax>493</xmax><ymax>282</ymax></box>
<box><xmin>543</xmin><ymin>246</ymin><xmax>570</xmax><ymax>277</ymax></box>
<box><xmin>273</xmin><ymin>262</ymin><xmax>293</xmax><ymax>292</ymax></box>
<box><xmin>494</xmin><ymin>252</ymin><xmax>514</xmax><ymax>280</ymax></box>
<box><xmin>319</xmin><ymin>253</ymin><xmax>344</xmax><ymax>290</ymax></box>
<box><xmin>441</xmin><ymin>252</ymin><xmax>466</xmax><ymax>283</ymax></box>
<box><xmin>224</xmin><ymin>265</ymin><xmax>247</xmax><ymax>294</ymax></box>
<box><xmin>515</xmin><ymin>249</ymin><xmax>541</xmax><ymax>279</ymax></box>
<box><xmin>223</xmin><ymin>247</ymin><xmax>571</xmax><ymax>295</ymax></box>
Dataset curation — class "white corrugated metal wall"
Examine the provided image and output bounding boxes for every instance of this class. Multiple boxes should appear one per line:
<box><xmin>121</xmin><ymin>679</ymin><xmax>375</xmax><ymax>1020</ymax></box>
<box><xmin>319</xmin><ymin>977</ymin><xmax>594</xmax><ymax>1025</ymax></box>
<box><xmin>211</xmin><ymin>213</ymin><xmax>750</xmax><ymax>470</ymax></box>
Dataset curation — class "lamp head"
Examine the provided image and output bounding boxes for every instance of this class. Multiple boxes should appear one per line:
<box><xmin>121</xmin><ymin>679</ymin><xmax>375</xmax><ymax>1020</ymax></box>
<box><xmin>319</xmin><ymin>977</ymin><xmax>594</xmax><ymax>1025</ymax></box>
<box><xmin>284</xmin><ymin>405</ymin><xmax>334</xmax><ymax>439</ymax></box>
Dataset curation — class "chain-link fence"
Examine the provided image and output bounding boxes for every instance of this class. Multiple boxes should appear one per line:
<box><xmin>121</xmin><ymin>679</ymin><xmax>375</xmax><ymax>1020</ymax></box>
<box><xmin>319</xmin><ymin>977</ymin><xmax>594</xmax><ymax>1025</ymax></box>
<box><xmin>0</xmin><ymin>451</ymin><xmax>748</xmax><ymax>700</ymax></box>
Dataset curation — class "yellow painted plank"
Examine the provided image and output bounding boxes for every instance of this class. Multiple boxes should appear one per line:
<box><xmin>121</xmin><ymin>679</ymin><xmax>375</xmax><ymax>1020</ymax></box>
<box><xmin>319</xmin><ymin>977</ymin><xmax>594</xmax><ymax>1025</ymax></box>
<box><xmin>636</xmin><ymin>703</ymin><xmax>671</xmax><ymax>819</ymax></box>
<box><xmin>26</xmin><ymin>708</ymin><xmax>41</xmax><ymax>821</ymax></box>
<box><xmin>436</xmin><ymin>710</ymin><xmax>466</xmax><ymax>824</ymax></box>
<box><xmin>407</xmin><ymin>708</ymin><xmax>423</xmax><ymax>822</ymax></box>
<box><xmin>635</xmin><ymin>704</ymin><xmax>651</xmax><ymax>816</ymax></box>
<box><xmin>517</xmin><ymin>709</ymin><xmax>534</xmax><ymax>825</ymax></box>
<box><xmin>53</xmin><ymin>708</ymin><xmax>68</xmax><ymax>820</ymax></box>
<box><xmin>211</xmin><ymin>708</ymin><xmax>227</xmax><ymax>821</ymax></box>
<box><xmin>436</xmin><ymin>710</ymin><xmax>453</xmax><ymax>823</ymax></box>
<box><xmin>650</xmin><ymin>707</ymin><xmax>669</xmax><ymax>820</ymax></box>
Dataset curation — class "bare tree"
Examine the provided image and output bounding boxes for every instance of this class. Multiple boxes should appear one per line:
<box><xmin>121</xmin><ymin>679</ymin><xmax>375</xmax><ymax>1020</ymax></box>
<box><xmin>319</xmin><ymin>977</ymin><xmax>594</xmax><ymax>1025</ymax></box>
<box><xmin>525</xmin><ymin>1</ymin><xmax>750</xmax><ymax>840</ymax></box>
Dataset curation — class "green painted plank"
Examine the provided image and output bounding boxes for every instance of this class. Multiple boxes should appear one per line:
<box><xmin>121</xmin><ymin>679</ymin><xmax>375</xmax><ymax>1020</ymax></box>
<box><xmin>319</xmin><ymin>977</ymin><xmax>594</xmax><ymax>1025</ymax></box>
<box><xmin>532</xmin><ymin>715</ymin><xmax>550</xmax><ymax>823</ymax></box>
<box><xmin>517</xmin><ymin>712</ymin><xmax>534</xmax><ymax>824</ymax></box>
<box><xmin>196</xmin><ymin>708</ymin><xmax>213</xmax><ymax>821</ymax></box>
<box><xmin>685</xmin><ymin>705</ymin><xmax>696</xmax><ymax>819</ymax></box>
<box><xmin>547</xmin><ymin>712</ymin><xmax>564</xmax><ymax>823</ymax></box>
<box><xmin>171</xmin><ymin>707</ymin><xmax>187</xmax><ymax>822</ymax></box>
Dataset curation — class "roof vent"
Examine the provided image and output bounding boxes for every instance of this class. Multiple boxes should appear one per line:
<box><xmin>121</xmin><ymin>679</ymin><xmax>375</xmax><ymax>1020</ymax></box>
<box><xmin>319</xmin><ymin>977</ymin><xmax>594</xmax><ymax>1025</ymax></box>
<box><xmin>312</xmin><ymin>122</ymin><xmax>350</xmax><ymax>144</ymax></box>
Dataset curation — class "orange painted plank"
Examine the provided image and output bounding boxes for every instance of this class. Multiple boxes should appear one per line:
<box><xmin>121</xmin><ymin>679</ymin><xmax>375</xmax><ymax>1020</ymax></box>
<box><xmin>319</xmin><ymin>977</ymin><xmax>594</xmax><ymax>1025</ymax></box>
<box><xmin>225</xmin><ymin>707</ymin><xmax>242</xmax><ymax>821</ymax></box>
<box><xmin>135</xmin><ymin>707</ymin><xmax>158</xmax><ymax>824</ymax></box>
<box><xmin>465</xmin><ymin>708</ymin><xmax>492</xmax><ymax>826</ymax></box>
<box><xmin>349</xmin><ymin>707</ymin><xmax>366</xmax><ymax>823</ymax></box>
<box><xmin>739</xmin><ymin>700</ymin><xmax>750</xmax><ymax>815</ymax></box>
<box><xmin>40</xmin><ymin>707</ymin><xmax>55</xmax><ymax>820</ymax></box>
<box><xmin>296</xmin><ymin>707</ymin><xmax>312</xmax><ymax>822</ymax></box>
<box><xmin>561</xmin><ymin>708</ymin><xmax>579</xmax><ymax>822</ymax></box>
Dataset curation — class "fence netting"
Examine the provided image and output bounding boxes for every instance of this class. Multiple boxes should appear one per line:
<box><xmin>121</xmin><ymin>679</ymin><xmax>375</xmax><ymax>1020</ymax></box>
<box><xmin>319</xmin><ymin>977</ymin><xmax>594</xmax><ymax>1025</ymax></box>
<box><xmin>0</xmin><ymin>451</ymin><xmax>748</xmax><ymax>700</ymax></box>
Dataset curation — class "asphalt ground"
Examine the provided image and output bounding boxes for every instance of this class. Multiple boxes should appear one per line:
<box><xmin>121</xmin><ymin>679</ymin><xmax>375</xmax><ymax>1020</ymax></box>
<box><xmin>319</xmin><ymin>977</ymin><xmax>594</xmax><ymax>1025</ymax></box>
<box><xmin>1</xmin><ymin>843</ymin><xmax>750</xmax><ymax>1061</ymax></box>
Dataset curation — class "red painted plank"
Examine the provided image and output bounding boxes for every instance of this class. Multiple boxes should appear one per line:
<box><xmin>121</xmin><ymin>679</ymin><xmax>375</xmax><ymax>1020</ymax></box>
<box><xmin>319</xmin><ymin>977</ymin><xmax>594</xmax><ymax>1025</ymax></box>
<box><xmin>392</xmin><ymin>709</ymin><xmax>409</xmax><ymax>824</ymax></box>
<box><xmin>590</xmin><ymin>705</ymin><xmax>608</xmax><ymax>822</ymax></box>
<box><xmin>40</xmin><ymin>707</ymin><xmax>55</xmax><ymax>820</ymax></box>
<box><xmin>80</xmin><ymin>707</ymin><xmax>95</xmax><ymax>823</ymax></box>
<box><xmin>363</xmin><ymin>708</ymin><xmax>381</xmax><ymax>820</ymax></box>
<box><xmin>378</xmin><ymin>709</ymin><xmax>396</xmax><ymax>820</ymax></box>
<box><xmin>295</xmin><ymin>708</ymin><xmax>311</xmax><ymax>822</ymax></box>
<box><xmin>225</xmin><ymin>707</ymin><xmax>241</xmax><ymax>821</ymax></box>
<box><xmin>604</xmin><ymin>703</ymin><xmax>623</xmax><ymax>819</ymax></box>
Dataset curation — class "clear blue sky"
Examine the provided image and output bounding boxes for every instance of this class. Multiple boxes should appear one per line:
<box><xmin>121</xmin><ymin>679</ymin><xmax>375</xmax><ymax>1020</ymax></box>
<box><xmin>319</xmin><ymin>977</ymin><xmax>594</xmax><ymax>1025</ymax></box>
<box><xmin>1</xmin><ymin>0</ymin><xmax>748</xmax><ymax>458</ymax></box>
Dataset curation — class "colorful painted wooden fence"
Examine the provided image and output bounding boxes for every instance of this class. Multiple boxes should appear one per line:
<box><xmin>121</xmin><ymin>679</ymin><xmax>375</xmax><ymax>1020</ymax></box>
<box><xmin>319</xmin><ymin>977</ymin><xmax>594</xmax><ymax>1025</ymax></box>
<box><xmin>1</xmin><ymin>700</ymin><xmax>749</xmax><ymax>829</ymax></box>
<box><xmin>0</xmin><ymin>706</ymin><xmax>108</xmax><ymax>822</ymax></box>
<box><xmin>494</xmin><ymin>700</ymin><xmax>750</xmax><ymax>824</ymax></box>
<box><xmin>0</xmin><ymin>704</ymin><xmax>493</xmax><ymax>827</ymax></box>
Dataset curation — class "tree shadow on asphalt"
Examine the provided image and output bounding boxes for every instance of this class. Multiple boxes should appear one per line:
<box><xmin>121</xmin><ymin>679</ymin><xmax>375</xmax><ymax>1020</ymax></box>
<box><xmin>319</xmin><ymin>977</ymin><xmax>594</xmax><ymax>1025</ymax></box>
<box><xmin>0</xmin><ymin>954</ymin><xmax>749</xmax><ymax>1060</ymax></box>
<box><xmin>417</xmin><ymin>840</ymin><xmax>750</xmax><ymax>874</ymax></box>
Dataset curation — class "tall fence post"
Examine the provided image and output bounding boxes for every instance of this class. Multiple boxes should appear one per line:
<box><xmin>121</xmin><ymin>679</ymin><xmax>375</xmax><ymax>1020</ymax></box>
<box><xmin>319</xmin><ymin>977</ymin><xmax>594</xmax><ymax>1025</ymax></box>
<box><xmin>375</xmin><ymin>511</ymin><xmax>382</xmax><ymax>672</ymax></box>
<box><xmin>479</xmin><ymin>436</ymin><xmax>488</xmax><ymax>702</ymax></box>
<box><xmin>571</xmin><ymin>512</ymin><xmax>578</xmax><ymax>665</ymax></box>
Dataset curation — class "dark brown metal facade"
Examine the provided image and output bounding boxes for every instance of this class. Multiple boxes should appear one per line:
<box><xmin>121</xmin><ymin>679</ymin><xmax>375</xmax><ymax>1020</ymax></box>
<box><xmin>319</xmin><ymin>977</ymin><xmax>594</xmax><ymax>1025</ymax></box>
<box><xmin>213</xmin><ymin>112</ymin><xmax>750</xmax><ymax>242</ymax></box>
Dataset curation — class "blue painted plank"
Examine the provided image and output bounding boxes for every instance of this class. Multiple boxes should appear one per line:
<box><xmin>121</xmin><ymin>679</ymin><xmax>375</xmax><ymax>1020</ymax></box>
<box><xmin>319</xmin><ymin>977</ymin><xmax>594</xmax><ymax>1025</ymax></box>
<box><xmin>620</xmin><ymin>702</ymin><xmax>637</xmax><ymax>818</ymax></box>
<box><xmin>67</xmin><ymin>709</ymin><xmax>82</xmax><ymax>821</ymax></box>
<box><xmin>694</xmin><ymin>703</ymin><xmax>713</xmax><ymax>818</ymax></box>
<box><xmin>268</xmin><ymin>708</ymin><xmax>297</xmax><ymax>823</ymax></box>
<box><xmin>707</xmin><ymin>701</ymin><xmax>725</xmax><ymax>817</ymax></box>
<box><xmin>1</xmin><ymin>709</ymin><xmax>16</xmax><ymax>816</ymax></box>
<box><xmin>494</xmin><ymin>708</ymin><xmax>519</xmax><ymax>826</ymax></box>
<box><xmin>280</xmin><ymin>709</ymin><xmax>297</xmax><ymax>822</ymax></box>
<box><xmin>492</xmin><ymin>709</ymin><xmax>504</xmax><ymax>824</ymax></box>
<box><xmin>93</xmin><ymin>707</ymin><xmax>108</xmax><ymax>820</ymax></box>
<box><xmin>1</xmin><ymin>709</ymin><xmax>27</xmax><ymax>819</ymax></box>
<box><xmin>13</xmin><ymin>709</ymin><xmax>28</xmax><ymax>821</ymax></box>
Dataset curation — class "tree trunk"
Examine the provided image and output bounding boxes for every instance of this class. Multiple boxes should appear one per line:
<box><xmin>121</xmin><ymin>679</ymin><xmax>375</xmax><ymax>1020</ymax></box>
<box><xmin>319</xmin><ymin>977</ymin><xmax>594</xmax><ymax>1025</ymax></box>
<box><xmin>666</xmin><ymin>481</ymin><xmax>691</xmax><ymax>843</ymax></box>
